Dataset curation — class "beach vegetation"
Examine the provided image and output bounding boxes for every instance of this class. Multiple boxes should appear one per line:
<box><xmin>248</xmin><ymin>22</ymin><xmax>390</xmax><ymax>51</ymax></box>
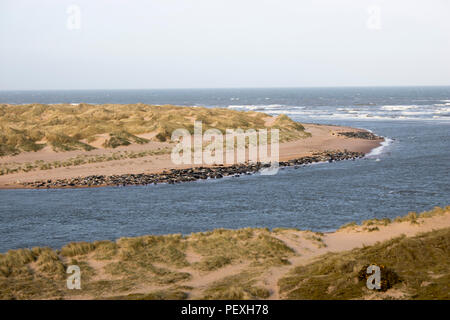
<box><xmin>202</xmin><ymin>271</ymin><xmax>270</xmax><ymax>300</ymax></box>
<box><xmin>109</xmin><ymin>290</ymin><xmax>189</xmax><ymax>300</ymax></box>
<box><xmin>0</xmin><ymin>147</ymin><xmax>171</xmax><ymax>175</ymax></box>
<box><xmin>394</xmin><ymin>211</ymin><xmax>418</xmax><ymax>224</ymax></box>
<box><xmin>0</xmin><ymin>207</ymin><xmax>448</xmax><ymax>300</ymax></box>
<box><xmin>279</xmin><ymin>227</ymin><xmax>450</xmax><ymax>299</ymax></box>
<box><xmin>0</xmin><ymin>103</ymin><xmax>308</xmax><ymax>156</ymax></box>
<box><xmin>189</xmin><ymin>228</ymin><xmax>294</xmax><ymax>270</ymax></box>
<box><xmin>60</xmin><ymin>242</ymin><xmax>96</xmax><ymax>257</ymax></box>
<box><xmin>303</xmin><ymin>231</ymin><xmax>327</xmax><ymax>248</ymax></box>
<box><xmin>338</xmin><ymin>206</ymin><xmax>450</xmax><ymax>231</ymax></box>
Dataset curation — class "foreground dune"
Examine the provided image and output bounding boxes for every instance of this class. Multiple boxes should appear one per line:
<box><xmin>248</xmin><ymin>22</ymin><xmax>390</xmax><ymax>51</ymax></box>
<box><xmin>1</xmin><ymin>206</ymin><xmax>448</xmax><ymax>300</ymax></box>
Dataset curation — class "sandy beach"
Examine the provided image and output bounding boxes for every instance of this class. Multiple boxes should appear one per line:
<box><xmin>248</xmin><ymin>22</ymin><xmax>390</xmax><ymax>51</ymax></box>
<box><xmin>0</xmin><ymin>123</ymin><xmax>383</xmax><ymax>189</ymax></box>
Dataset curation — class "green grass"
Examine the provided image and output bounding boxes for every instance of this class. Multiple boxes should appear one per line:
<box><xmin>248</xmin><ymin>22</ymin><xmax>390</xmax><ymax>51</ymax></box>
<box><xmin>109</xmin><ymin>290</ymin><xmax>188</xmax><ymax>300</ymax></box>
<box><xmin>46</xmin><ymin>132</ymin><xmax>95</xmax><ymax>152</ymax></box>
<box><xmin>102</xmin><ymin>131</ymin><xmax>149</xmax><ymax>148</ymax></box>
<box><xmin>202</xmin><ymin>271</ymin><xmax>271</xmax><ymax>300</ymax></box>
<box><xmin>189</xmin><ymin>228</ymin><xmax>294</xmax><ymax>271</ymax></box>
<box><xmin>117</xmin><ymin>234</ymin><xmax>189</xmax><ymax>267</ymax></box>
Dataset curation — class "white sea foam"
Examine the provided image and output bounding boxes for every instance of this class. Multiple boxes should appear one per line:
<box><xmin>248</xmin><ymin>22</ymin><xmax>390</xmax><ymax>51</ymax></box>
<box><xmin>227</xmin><ymin>103</ymin><xmax>450</xmax><ymax>122</ymax></box>
<box><xmin>365</xmin><ymin>137</ymin><xmax>393</xmax><ymax>158</ymax></box>
<box><xmin>435</xmin><ymin>107</ymin><xmax>450</xmax><ymax>113</ymax></box>
<box><xmin>228</xmin><ymin>104</ymin><xmax>286</xmax><ymax>111</ymax></box>
<box><xmin>380</xmin><ymin>105</ymin><xmax>418</xmax><ymax>111</ymax></box>
<box><xmin>400</xmin><ymin>111</ymin><xmax>435</xmax><ymax>116</ymax></box>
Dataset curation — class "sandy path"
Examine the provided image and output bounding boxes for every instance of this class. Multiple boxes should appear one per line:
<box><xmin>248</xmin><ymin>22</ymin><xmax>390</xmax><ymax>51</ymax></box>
<box><xmin>0</xmin><ymin>123</ymin><xmax>382</xmax><ymax>188</ymax></box>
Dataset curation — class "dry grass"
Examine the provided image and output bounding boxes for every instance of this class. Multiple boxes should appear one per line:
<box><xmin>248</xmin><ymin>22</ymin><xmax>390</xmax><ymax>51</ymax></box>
<box><xmin>202</xmin><ymin>271</ymin><xmax>270</xmax><ymax>300</ymax></box>
<box><xmin>394</xmin><ymin>212</ymin><xmax>419</xmax><ymax>224</ymax></box>
<box><xmin>188</xmin><ymin>228</ymin><xmax>294</xmax><ymax>271</ymax></box>
<box><xmin>109</xmin><ymin>289</ymin><xmax>189</xmax><ymax>300</ymax></box>
<box><xmin>339</xmin><ymin>206</ymin><xmax>450</xmax><ymax>231</ymax></box>
<box><xmin>0</xmin><ymin>228</ymin><xmax>293</xmax><ymax>299</ymax></box>
<box><xmin>0</xmin><ymin>103</ymin><xmax>308</xmax><ymax>156</ymax></box>
<box><xmin>0</xmin><ymin>247</ymin><xmax>68</xmax><ymax>299</ymax></box>
<box><xmin>0</xmin><ymin>206</ymin><xmax>448</xmax><ymax>300</ymax></box>
<box><xmin>417</xmin><ymin>206</ymin><xmax>449</xmax><ymax>218</ymax></box>
<box><xmin>303</xmin><ymin>231</ymin><xmax>327</xmax><ymax>248</ymax></box>
<box><xmin>0</xmin><ymin>147</ymin><xmax>170</xmax><ymax>175</ymax></box>
<box><xmin>60</xmin><ymin>242</ymin><xmax>96</xmax><ymax>257</ymax></box>
<box><xmin>279</xmin><ymin>227</ymin><xmax>450</xmax><ymax>300</ymax></box>
<box><xmin>116</xmin><ymin>234</ymin><xmax>189</xmax><ymax>267</ymax></box>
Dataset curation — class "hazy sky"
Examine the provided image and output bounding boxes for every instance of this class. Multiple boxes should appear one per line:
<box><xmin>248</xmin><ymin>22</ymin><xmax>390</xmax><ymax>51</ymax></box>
<box><xmin>1</xmin><ymin>0</ymin><xmax>449</xmax><ymax>90</ymax></box>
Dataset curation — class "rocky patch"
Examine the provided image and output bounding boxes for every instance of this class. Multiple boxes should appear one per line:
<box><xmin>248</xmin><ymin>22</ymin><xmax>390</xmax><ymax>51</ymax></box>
<box><xmin>23</xmin><ymin>150</ymin><xmax>365</xmax><ymax>189</ymax></box>
<box><xmin>338</xmin><ymin>131</ymin><xmax>380</xmax><ymax>140</ymax></box>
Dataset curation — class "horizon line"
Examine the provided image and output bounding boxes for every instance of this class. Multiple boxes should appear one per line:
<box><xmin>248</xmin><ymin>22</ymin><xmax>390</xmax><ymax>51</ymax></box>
<box><xmin>1</xmin><ymin>84</ymin><xmax>450</xmax><ymax>92</ymax></box>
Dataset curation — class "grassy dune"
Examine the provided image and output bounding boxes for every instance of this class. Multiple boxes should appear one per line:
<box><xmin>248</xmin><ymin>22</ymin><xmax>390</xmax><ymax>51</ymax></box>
<box><xmin>0</xmin><ymin>228</ymin><xmax>294</xmax><ymax>299</ymax></box>
<box><xmin>0</xmin><ymin>103</ymin><xmax>309</xmax><ymax>156</ymax></box>
<box><xmin>0</xmin><ymin>147</ymin><xmax>171</xmax><ymax>176</ymax></box>
<box><xmin>0</xmin><ymin>206</ymin><xmax>448</xmax><ymax>300</ymax></box>
<box><xmin>279</xmin><ymin>227</ymin><xmax>450</xmax><ymax>299</ymax></box>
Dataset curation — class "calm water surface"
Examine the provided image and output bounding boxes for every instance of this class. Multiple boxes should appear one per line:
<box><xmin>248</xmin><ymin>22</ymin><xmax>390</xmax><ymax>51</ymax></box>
<box><xmin>0</xmin><ymin>87</ymin><xmax>449</xmax><ymax>252</ymax></box>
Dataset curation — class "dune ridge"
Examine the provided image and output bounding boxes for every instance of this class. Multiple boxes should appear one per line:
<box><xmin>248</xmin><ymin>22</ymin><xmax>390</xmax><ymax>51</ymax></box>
<box><xmin>0</xmin><ymin>206</ymin><xmax>448</xmax><ymax>300</ymax></box>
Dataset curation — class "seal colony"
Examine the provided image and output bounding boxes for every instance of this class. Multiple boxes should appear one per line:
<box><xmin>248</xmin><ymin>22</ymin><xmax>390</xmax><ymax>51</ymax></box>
<box><xmin>0</xmin><ymin>103</ymin><xmax>385</xmax><ymax>189</ymax></box>
<box><xmin>22</xmin><ymin>150</ymin><xmax>365</xmax><ymax>189</ymax></box>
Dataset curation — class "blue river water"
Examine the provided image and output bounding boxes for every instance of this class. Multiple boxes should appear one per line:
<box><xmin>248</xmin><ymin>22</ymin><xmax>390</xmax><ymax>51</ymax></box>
<box><xmin>0</xmin><ymin>87</ymin><xmax>449</xmax><ymax>252</ymax></box>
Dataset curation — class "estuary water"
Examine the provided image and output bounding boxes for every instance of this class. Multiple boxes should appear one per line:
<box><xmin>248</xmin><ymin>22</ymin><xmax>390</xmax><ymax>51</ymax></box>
<box><xmin>0</xmin><ymin>87</ymin><xmax>449</xmax><ymax>252</ymax></box>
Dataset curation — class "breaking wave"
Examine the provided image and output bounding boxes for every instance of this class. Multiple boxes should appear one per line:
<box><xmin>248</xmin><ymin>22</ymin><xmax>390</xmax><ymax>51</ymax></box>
<box><xmin>226</xmin><ymin>103</ymin><xmax>450</xmax><ymax>121</ymax></box>
<box><xmin>365</xmin><ymin>137</ymin><xmax>393</xmax><ymax>157</ymax></box>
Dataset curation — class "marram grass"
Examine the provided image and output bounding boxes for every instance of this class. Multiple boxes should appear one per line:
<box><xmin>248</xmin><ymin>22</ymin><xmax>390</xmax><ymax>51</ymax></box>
<box><xmin>0</xmin><ymin>206</ymin><xmax>448</xmax><ymax>300</ymax></box>
<box><xmin>0</xmin><ymin>103</ymin><xmax>309</xmax><ymax>156</ymax></box>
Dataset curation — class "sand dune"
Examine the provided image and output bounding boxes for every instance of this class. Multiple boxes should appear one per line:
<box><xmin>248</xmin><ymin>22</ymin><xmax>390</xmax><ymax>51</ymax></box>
<box><xmin>1</xmin><ymin>206</ymin><xmax>448</xmax><ymax>300</ymax></box>
<box><xmin>0</xmin><ymin>123</ymin><xmax>382</xmax><ymax>188</ymax></box>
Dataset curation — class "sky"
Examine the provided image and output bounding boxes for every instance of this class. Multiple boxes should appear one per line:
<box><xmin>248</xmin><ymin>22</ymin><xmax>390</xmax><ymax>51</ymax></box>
<box><xmin>0</xmin><ymin>0</ymin><xmax>449</xmax><ymax>90</ymax></box>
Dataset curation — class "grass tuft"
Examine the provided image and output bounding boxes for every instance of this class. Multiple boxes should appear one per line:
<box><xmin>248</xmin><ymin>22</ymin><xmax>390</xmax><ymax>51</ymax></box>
<box><xmin>189</xmin><ymin>228</ymin><xmax>294</xmax><ymax>270</ymax></box>
<box><xmin>60</xmin><ymin>242</ymin><xmax>96</xmax><ymax>257</ymax></box>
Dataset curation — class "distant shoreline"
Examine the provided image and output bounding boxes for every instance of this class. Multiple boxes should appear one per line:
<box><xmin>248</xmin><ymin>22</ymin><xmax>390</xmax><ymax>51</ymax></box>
<box><xmin>0</xmin><ymin>123</ymin><xmax>383</xmax><ymax>189</ymax></box>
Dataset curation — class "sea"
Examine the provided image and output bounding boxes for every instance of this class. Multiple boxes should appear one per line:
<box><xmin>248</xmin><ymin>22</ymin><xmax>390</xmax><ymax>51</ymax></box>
<box><xmin>0</xmin><ymin>87</ymin><xmax>449</xmax><ymax>252</ymax></box>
